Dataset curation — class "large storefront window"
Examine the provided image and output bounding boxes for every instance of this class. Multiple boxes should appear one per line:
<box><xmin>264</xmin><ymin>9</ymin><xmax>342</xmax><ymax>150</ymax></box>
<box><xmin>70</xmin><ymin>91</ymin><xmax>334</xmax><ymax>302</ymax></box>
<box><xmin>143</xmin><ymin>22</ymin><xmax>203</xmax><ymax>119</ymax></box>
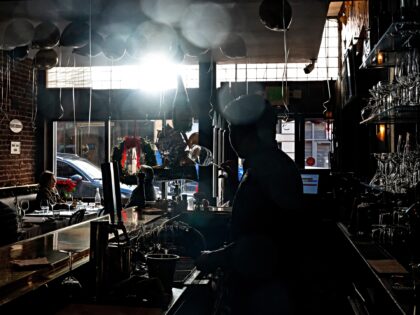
<box><xmin>56</xmin><ymin>122</ymin><xmax>106</xmax><ymax>165</ymax></box>
<box><xmin>55</xmin><ymin>121</ymin><xmax>107</xmax><ymax>199</ymax></box>
<box><xmin>54</xmin><ymin>120</ymin><xmax>199</xmax><ymax>201</ymax></box>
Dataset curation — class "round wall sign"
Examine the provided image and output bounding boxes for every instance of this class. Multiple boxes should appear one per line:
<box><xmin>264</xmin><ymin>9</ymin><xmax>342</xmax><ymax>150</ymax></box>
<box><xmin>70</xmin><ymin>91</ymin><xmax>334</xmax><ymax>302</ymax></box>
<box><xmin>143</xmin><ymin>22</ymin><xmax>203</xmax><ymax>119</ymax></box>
<box><xmin>9</xmin><ymin>119</ymin><xmax>23</xmax><ymax>133</ymax></box>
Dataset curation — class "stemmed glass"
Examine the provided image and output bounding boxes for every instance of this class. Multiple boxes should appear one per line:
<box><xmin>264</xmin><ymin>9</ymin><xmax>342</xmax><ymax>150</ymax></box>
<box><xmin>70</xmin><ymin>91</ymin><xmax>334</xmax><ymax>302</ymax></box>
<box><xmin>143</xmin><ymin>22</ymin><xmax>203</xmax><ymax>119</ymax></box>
<box><xmin>50</xmin><ymin>198</ymin><xmax>56</xmax><ymax>211</ymax></box>
<box><xmin>16</xmin><ymin>201</ymin><xmax>23</xmax><ymax>230</ymax></box>
<box><xmin>19</xmin><ymin>199</ymin><xmax>29</xmax><ymax>220</ymax></box>
<box><xmin>50</xmin><ymin>197</ymin><xmax>58</xmax><ymax>219</ymax></box>
<box><xmin>59</xmin><ymin>249</ymin><xmax>82</xmax><ymax>299</ymax></box>
<box><xmin>64</xmin><ymin>194</ymin><xmax>73</xmax><ymax>211</ymax></box>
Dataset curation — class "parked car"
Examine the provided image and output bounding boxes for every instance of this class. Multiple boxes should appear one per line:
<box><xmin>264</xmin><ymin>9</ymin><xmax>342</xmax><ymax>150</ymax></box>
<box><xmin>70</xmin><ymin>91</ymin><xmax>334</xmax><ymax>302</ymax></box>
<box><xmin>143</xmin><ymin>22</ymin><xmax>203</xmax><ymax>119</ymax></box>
<box><xmin>56</xmin><ymin>153</ymin><xmax>135</xmax><ymax>202</ymax></box>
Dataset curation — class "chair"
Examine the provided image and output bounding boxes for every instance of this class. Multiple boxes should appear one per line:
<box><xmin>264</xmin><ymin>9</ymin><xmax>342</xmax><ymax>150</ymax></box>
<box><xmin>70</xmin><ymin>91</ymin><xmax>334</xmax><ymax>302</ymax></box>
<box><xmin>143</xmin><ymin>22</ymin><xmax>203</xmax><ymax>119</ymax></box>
<box><xmin>68</xmin><ymin>209</ymin><xmax>86</xmax><ymax>226</ymax></box>
<box><xmin>97</xmin><ymin>207</ymin><xmax>105</xmax><ymax>217</ymax></box>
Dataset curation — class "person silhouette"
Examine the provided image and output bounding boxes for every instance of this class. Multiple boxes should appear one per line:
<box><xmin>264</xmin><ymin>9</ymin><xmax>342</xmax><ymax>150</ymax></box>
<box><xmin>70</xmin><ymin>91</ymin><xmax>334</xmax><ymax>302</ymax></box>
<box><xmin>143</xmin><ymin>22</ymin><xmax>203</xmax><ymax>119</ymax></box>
<box><xmin>196</xmin><ymin>94</ymin><xmax>303</xmax><ymax>315</ymax></box>
<box><xmin>36</xmin><ymin>171</ymin><xmax>64</xmax><ymax>210</ymax></box>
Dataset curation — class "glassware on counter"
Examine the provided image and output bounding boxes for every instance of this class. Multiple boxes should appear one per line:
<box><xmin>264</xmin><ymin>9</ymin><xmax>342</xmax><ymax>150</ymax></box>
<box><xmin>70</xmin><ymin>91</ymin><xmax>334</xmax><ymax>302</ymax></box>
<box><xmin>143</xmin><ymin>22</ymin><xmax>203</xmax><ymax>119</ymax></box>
<box><xmin>40</xmin><ymin>199</ymin><xmax>50</xmax><ymax>214</ymax></box>
<box><xmin>64</xmin><ymin>194</ymin><xmax>73</xmax><ymax>211</ymax></box>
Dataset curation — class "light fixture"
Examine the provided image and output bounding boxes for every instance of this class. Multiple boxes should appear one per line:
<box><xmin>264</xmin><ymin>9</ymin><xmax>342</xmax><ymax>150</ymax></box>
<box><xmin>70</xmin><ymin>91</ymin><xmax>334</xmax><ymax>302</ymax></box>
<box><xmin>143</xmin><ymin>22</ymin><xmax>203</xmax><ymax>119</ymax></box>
<box><xmin>303</xmin><ymin>59</ymin><xmax>316</xmax><ymax>74</ymax></box>
<box><xmin>376</xmin><ymin>124</ymin><xmax>386</xmax><ymax>142</ymax></box>
<box><xmin>377</xmin><ymin>51</ymin><xmax>384</xmax><ymax>65</ymax></box>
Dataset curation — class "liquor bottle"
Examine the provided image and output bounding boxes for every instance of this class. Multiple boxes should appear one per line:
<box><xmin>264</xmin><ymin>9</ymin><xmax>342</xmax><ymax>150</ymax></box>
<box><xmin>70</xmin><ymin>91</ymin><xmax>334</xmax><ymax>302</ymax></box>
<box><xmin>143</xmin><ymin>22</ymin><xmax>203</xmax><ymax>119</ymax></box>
<box><xmin>399</xmin><ymin>0</ymin><xmax>409</xmax><ymax>21</ymax></box>
<box><xmin>95</xmin><ymin>188</ymin><xmax>102</xmax><ymax>206</ymax></box>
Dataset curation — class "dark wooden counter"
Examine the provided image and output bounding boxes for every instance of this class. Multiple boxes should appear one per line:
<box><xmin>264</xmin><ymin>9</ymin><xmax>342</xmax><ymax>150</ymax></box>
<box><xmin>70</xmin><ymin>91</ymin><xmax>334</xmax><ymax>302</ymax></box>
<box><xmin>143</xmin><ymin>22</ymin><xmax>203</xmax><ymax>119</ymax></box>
<box><xmin>337</xmin><ymin>222</ymin><xmax>414</xmax><ymax>314</ymax></box>
<box><xmin>0</xmin><ymin>210</ymin><xmax>161</xmax><ymax>307</ymax></box>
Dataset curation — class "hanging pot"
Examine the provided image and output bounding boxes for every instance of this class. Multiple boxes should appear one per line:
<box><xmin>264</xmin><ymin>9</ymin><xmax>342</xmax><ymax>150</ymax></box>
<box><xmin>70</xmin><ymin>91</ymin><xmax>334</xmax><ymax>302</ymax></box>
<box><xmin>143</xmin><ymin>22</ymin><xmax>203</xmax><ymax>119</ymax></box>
<box><xmin>60</xmin><ymin>21</ymin><xmax>89</xmax><ymax>48</ymax></box>
<box><xmin>7</xmin><ymin>45</ymin><xmax>29</xmax><ymax>61</ymax></box>
<box><xmin>3</xmin><ymin>19</ymin><xmax>34</xmax><ymax>49</ymax></box>
<box><xmin>220</xmin><ymin>33</ymin><xmax>247</xmax><ymax>59</ymax></box>
<box><xmin>259</xmin><ymin>0</ymin><xmax>292</xmax><ymax>31</ymax></box>
<box><xmin>32</xmin><ymin>21</ymin><xmax>61</xmax><ymax>49</ymax></box>
<box><xmin>73</xmin><ymin>31</ymin><xmax>104</xmax><ymax>57</ymax></box>
<box><xmin>34</xmin><ymin>49</ymin><xmax>58</xmax><ymax>70</ymax></box>
<box><xmin>179</xmin><ymin>36</ymin><xmax>209</xmax><ymax>57</ymax></box>
<box><xmin>102</xmin><ymin>34</ymin><xmax>126</xmax><ymax>61</ymax></box>
<box><xmin>125</xmin><ymin>31</ymin><xmax>149</xmax><ymax>59</ymax></box>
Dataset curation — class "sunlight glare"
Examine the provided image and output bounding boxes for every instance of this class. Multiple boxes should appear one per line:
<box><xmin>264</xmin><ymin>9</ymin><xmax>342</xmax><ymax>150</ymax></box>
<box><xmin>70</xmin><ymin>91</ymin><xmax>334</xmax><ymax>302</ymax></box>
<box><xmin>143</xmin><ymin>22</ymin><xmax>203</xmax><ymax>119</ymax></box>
<box><xmin>138</xmin><ymin>54</ymin><xmax>178</xmax><ymax>92</ymax></box>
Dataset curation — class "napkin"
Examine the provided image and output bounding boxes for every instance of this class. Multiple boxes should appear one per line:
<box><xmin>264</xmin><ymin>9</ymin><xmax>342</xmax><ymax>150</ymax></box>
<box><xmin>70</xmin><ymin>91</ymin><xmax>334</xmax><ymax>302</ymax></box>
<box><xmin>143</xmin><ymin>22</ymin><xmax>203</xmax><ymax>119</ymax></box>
<box><xmin>23</xmin><ymin>217</ymin><xmax>48</xmax><ymax>223</ymax></box>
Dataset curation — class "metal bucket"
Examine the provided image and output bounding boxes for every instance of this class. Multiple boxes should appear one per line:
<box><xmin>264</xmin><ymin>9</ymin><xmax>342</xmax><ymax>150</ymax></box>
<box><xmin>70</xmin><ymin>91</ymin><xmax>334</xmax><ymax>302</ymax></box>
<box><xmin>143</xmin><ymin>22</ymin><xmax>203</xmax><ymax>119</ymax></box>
<box><xmin>146</xmin><ymin>253</ymin><xmax>179</xmax><ymax>293</ymax></box>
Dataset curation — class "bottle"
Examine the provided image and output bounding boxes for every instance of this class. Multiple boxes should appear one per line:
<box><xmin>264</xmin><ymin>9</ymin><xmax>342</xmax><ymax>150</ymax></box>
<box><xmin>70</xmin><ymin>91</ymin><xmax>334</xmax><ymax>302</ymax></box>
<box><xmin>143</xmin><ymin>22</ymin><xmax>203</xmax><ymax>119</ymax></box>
<box><xmin>399</xmin><ymin>0</ymin><xmax>409</xmax><ymax>21</ymax></box>
<box><xmin>95</xmin><ymin>188</ymin><xmax>102</xmax><ymax>206</ymax></box>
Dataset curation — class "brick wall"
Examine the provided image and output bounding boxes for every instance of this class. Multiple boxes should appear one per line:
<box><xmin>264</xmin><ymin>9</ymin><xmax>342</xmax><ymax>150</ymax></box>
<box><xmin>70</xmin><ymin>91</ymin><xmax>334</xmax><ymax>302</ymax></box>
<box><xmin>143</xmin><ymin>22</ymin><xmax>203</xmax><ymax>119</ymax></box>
<box><xmin>0</xmin><ymin>53</ymin><xmax>37</xmax><ymax>187</ymax></box>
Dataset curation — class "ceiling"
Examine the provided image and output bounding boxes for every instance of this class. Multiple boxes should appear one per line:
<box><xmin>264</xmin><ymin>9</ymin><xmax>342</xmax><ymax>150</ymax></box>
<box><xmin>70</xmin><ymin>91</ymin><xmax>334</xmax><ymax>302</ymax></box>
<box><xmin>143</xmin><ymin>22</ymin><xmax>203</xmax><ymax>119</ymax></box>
<box><xmin>0</xmin><ymin>0</ymin><xmax>332</xmax><ymax>66</ymax></box>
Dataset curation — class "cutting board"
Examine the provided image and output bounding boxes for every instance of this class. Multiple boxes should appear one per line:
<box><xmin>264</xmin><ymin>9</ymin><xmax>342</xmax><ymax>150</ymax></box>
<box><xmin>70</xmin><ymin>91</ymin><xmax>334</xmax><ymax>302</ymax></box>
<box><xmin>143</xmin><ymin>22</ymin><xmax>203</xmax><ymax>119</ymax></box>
<box><xmin>367</xmin><ymin>259</ymin><xmax>408</xmax><ymax>274</ymax></box>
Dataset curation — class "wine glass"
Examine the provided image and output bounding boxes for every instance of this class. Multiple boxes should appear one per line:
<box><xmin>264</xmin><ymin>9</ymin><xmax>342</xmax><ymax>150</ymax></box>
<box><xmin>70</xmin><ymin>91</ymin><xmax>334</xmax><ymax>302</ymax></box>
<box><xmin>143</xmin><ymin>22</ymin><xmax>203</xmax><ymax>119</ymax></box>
<box><xmin>16</xmin><ymin>200</ymin><xmax>23</xmax><ymax>230</ymax></box>
<box><xmin>50</xmin><ymin>197</ymin><xmax>58</xmax><ymax>219</ymax></box>
<box><xmin>40</xmin><ymin>199</ymin><xmax>50</xmax><ymax>214</ymax></box>
<box><xmin>59</xmin><ymin>249</ymin><xmax>82</xmax><ymax>300</ymax></box>
<box><xmin>64</xmin><ymin>194</ymin><xmax>73</xmax><ymax>211</ymax></box>
<box><xmin>20</xmin><ymin>199</ymin><xmax>29</xmax><ymax>218</ymax></box>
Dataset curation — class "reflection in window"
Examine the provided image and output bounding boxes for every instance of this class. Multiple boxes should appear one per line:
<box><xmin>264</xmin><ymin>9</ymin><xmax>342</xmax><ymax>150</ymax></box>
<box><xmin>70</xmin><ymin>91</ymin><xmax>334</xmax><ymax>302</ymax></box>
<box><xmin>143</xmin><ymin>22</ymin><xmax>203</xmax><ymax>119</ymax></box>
<box><xmin>304</xmin><ymin>120</ymin><xmax>332</xmax><ymax>169</ymax></box>
<box><xmin>110</xmin><ymin>120</ymin><xmax>199</xmax><ymax>199</ymax></box>
<box><xmin>111</xmin><ymin>120</ymin><xmax>158</xmax><ymax>175</ymax></box>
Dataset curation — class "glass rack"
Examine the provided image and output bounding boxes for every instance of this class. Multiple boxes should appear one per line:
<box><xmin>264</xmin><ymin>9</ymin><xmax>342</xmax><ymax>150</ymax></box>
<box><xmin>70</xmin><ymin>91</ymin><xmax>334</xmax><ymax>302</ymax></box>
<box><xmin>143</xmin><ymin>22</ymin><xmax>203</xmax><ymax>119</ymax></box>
<box><xmin>361</xmin><ymin>21</ymin><xmax>420</xmax><ymax>69</ymax></box>
<box><xmin>360</xmin><ymin>105</ymin><xmax>420</xmax><ymax>124</ymax></box>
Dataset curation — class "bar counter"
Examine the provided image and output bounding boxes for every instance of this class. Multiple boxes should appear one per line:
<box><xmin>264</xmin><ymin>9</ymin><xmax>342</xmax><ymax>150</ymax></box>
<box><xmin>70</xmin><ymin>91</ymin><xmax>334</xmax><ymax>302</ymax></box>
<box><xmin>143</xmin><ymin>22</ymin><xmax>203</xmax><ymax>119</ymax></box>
<box><xmin>0</xmin><ymin>208</ymin><xmax>161</xmax><ymax>309</ymax></box>
<box><xmin>337</xmin><ymin>222</ymin><xmax>415</xmax><ymax>314</ymax></box>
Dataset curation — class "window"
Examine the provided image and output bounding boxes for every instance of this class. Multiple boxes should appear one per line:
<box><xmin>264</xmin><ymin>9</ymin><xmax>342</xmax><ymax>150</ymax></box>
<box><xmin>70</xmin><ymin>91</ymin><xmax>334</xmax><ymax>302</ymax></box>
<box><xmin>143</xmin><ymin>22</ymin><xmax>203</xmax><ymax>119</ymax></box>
<box><xmin>57</xmin><ymin>161</ymin><xmax>78</xmax><ymax>179</ymax></box>
<box><xmin>276</xmin><ymin>120</ymin><xmax>295</xmax><ymax>161</ymax></box>
<box><xmin>216</xmin><ymin>19</ymin><xmax>339</xmax><ymax>87</ymax></box>
<box><xmin>274</xmin><ymin>117</ymin><xmax>333</xmax><ymax>169</ymax></box>
<box><xmin>56</xmin><ymin>121</ymin><xmax>106</xmax><ymax>166</ymax></box>
<box><xmin>47</xmin><ymin>64</ymin><xmax>199</xmax><ymax>89</ymax></box>
<box><xmin>304</xmin><ymin>120</ymin><xmax>333</xmax><ymax>169</ymax></box>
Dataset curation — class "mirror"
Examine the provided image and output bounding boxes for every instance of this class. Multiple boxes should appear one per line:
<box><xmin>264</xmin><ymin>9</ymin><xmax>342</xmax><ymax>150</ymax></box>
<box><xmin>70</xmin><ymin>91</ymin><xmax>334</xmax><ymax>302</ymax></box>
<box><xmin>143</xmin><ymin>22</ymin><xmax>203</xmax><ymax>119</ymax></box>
<box><xmin>71</xmin><ymin>174</ymin><xmax>83</xmax><ymax>182</ymax></box>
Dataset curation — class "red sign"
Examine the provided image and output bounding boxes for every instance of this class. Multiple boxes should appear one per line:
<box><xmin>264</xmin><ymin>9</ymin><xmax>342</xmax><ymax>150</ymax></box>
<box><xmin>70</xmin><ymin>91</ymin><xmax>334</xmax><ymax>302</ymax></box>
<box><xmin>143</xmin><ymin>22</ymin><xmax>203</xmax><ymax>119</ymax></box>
<box><xmin>306</xmin><ymin>156</ymin><xmax>315</xmax><ymax>166</ymax></box>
